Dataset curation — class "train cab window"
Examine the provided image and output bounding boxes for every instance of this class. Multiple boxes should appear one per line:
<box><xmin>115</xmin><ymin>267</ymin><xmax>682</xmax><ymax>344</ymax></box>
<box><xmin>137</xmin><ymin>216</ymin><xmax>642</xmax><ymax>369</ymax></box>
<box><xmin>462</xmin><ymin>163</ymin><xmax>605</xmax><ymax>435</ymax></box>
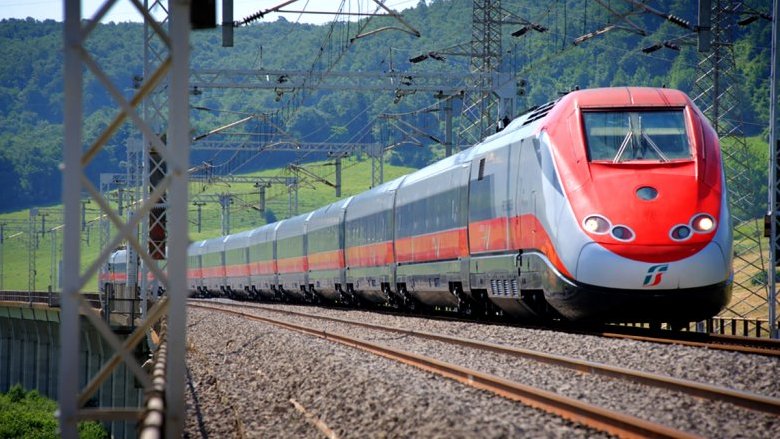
<box><xmin>583</xmin><ymin>110</ymin><xmax>691</xmax><ymax>163</ymax></box>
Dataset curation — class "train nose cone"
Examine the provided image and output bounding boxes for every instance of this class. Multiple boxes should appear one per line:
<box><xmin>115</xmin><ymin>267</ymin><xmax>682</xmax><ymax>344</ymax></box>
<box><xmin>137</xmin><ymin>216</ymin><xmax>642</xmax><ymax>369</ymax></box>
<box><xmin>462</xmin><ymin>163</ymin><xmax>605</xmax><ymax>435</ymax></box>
<box><xmin>575</xmin><ymin>241</ymin><xmax>730</xmax><ymax>290</ymax></box>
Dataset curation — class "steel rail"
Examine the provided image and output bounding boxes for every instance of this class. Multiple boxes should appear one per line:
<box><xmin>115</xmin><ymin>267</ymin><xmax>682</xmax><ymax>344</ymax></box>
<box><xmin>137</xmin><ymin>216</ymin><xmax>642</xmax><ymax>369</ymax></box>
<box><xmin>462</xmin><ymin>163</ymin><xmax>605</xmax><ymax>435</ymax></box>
<box><xmin>336</xmin><ymin>303</ymin><xmax>780</xmax><ymax>357</ymax></box>
<box><xmin>190</xmin><ymin>301</ymin><xmax>703</xmax><ymax>438</ymax></box>
<box><xmin>193</xmin><ymin>300</ymin><xmax>780</xmax><ymax>417</ymax></box>
<box><xmin>243</xmin><ymin>297</ymin><xmax>780</xmax><ymax>357</ymax></box>
<box><xmin>594</xmin><ymin>329</ymin><xmax>780</xmax><ymax>357</ymax></box>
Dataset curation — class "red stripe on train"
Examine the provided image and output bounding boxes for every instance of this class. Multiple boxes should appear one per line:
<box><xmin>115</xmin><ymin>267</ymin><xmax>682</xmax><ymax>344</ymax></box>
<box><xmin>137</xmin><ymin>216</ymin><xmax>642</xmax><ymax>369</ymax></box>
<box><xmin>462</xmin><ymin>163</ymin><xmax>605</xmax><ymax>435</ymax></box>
<box><xmin>308</xmin><ymin>249</ymin><xmax>345</xmax><ymax>271</ymax></box>
<box><xmin>469</xmin><ymin>215</ymin><xmax>572</xmax><ymax>278</ymax></box>
<box><xmin>346</xmin><ymin>241</ymin><xmax>394</xmax><ymax>268</ymax></box>
<box><xmin>277</xmin><ymin>256</ymin><xmax>307</xmax><ymax>273</ymax></box>
<box><xmin>396</xmin><ymin>228</ymin><xmax>468</xmax><ymax>263</ymax></box>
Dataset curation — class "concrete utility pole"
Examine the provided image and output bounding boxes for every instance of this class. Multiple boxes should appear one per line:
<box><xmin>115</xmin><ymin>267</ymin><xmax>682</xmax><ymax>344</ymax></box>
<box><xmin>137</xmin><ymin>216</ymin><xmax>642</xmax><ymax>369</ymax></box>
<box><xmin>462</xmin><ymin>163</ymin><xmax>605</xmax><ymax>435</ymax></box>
<box><xmin>28</xmin><ymin>209</ymin><xmax>38</xmax><ymax>295</ymax></box>
<box><xmin>193</xmin><ymin>201</ymin><xmax>206</xmax><ymax>233</ymax></box>
<box><xmin>219</xmin><ymin>193</ymin><xmax>232</xmax><ymax>236</ymax></box>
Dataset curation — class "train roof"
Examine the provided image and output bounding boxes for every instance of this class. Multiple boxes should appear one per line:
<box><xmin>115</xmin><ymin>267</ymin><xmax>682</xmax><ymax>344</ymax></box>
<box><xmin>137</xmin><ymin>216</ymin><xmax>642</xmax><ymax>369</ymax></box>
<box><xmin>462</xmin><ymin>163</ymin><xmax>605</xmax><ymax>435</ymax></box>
<box><xmin>459</xmin><ymin>87</ymin><xmax>691</xmax><ymax>161</ymax></box>
<box><xmin>346</xmin><ymin>175</ymin><xmax>407</xmax><ymax>219</ymax></box>
<box><xmin>247</xmin><ymin>221</ymin><xmax>280</xmax><ymax>245</ymax></box>
<box><xmin>187</xmin><ymin>240</ymin><xmax>206</xmax><ymax>256</ymax></box>
<box><xmin>202</xmin><ymin>235</ymin><xmax>225</xmax><ymax>253</ymax></box>
<box><xmin>223</xmin><ymin>229</ymin><xmax>253</xmax><ymax>251</ymax></box>
<box><xmin>276</xmin><ymin>211</ymin><xmax>312</xmax><ymax>239</ymax></box>
<box><xmin>108</xmin><ymin>249</ymin><xmax>127</xmax><ymax>264</ymax></box>
<box><xmin>307</xmin><ymin>196</ymin><xmax>353</xmax><ymax>231</ymax></box>
<box><xmin>559</xmin><ymin>86</ymin><xmax>689</xmax><ymax>109</ymax></box>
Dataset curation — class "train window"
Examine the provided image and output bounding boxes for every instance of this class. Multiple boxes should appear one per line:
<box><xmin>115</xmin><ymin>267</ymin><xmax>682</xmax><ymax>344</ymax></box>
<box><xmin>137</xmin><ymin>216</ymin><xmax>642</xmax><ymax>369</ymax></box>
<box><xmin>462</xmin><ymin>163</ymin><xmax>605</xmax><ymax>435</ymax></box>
<box><xmin>583</xmin><ymin>110</ymin><xmax>691</xmax><ymax>163</ymax></box>
<box><xmin>478</xmin><ymin>158</ymin><xmax>486</xmax><ymax>180</ymax></box>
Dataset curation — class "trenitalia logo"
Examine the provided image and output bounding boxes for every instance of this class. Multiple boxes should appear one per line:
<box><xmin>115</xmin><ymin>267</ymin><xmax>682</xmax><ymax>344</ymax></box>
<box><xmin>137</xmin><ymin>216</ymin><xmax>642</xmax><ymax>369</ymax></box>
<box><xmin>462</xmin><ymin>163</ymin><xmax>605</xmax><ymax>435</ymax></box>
<box><xmin>643</xmin><ymin>264</ymin><xmax>669</xmax><ymax>287</ymax></box>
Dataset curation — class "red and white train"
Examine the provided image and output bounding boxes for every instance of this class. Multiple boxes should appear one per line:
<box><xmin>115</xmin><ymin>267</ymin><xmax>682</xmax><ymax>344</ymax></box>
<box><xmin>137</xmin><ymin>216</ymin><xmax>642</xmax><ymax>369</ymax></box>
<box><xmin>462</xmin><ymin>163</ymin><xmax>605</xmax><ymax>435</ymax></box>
<box><xmin>108</xmin><ymin>87</ymin><xmax>734</xmax><ymax>323</ymax></box>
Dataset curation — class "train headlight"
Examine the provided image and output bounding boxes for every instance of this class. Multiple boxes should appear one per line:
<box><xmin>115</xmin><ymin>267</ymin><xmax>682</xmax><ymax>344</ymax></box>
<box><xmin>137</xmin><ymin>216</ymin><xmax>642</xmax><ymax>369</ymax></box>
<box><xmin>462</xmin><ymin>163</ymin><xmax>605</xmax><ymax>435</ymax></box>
<box><xmin>670</xmin><ymin>225</ymin><xmax>692</xmax><ymax>241</ymax></box>
<box><xmin>583</xmin><ymin>215</ymin><xmax>610</xmax><ymax>234</ymax></box>
<box><xmin>692</xmin><ymin>214</ymin><xmax>715</xmax><ymax>233</ymax></box>
<box><xmin>611</xmin><ymin>225</ymin><xmax>635</xmax><ymax>242</ymax></box>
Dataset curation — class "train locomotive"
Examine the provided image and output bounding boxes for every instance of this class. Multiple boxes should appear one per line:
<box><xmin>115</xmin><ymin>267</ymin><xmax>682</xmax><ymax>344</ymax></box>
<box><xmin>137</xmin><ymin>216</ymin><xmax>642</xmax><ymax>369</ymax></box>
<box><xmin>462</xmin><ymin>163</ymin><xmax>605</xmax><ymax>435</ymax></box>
<box><xmin>109</xmin><ymin>87</ymin><xmax>733</xmax><ymax>323</ymax></box>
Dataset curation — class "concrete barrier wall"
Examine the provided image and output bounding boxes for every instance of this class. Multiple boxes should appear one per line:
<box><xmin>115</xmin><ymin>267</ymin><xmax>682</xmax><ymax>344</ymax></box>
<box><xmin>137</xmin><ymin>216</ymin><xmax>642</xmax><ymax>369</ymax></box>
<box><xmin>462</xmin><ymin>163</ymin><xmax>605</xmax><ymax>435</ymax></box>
<box><xmin>0</xmin><ymin>304</ymin><xmax>145</xmax><ymax>438</ymax></box>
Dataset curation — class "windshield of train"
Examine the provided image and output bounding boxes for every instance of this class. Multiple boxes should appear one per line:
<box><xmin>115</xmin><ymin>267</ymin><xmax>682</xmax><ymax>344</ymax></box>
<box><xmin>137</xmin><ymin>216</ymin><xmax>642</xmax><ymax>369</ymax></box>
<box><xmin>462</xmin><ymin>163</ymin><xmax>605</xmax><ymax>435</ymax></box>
<box><xmin>583</xmin><ymin>110</ymin><xmax>691</xmax><ymax>163</ymax></box>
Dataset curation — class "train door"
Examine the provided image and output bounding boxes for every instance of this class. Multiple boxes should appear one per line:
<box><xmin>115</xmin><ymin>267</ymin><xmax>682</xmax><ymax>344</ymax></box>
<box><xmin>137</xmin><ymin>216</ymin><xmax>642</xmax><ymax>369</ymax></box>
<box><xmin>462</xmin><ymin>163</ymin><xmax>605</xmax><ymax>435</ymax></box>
<box><xmin>467</xmin><ymin>147</ymin><xmax>511</xmax><ymax>254</ymax></box>
<box><xmin>511</xmin><ymin>137</ymin><xmax>538</xmax><ymax>250</ymax></box>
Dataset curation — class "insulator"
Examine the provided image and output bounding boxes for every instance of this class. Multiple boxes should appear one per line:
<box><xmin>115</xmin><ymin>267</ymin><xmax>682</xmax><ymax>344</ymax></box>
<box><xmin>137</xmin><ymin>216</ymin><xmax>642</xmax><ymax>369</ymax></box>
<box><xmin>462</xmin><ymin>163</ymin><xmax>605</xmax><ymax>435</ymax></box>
<box><xmin>241</xmin><ymin>10</ymin><xmax>265</xmax><ymax>26</ymax></box>
<box><xmin>667</xmin><ymin>14</ymin><xmax>691</xmax><ymax>30</ymax></box>
<box><xmin>511</xmin><ymin>27</ymin><xmax>529</xmax><ymax>37</ymax></box>
<box><xmin>642</xmin><ymin>43</ymin><xmax>663</xmax><ymax>54</ymax></box>
<box><xmin>663</xmin><ymin>41</ymin><xmax>681</xmax><ymax>51</ymax></box>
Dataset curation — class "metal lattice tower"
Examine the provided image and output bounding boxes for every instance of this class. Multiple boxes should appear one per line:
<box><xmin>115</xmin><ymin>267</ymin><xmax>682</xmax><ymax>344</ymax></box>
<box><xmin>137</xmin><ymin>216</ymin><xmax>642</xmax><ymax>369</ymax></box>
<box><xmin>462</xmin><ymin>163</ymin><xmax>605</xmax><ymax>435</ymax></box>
<box><xmin>140</xmin><ymin>1</ymin><xmax>171</xmax><ymax>312</ymax></box>
<box><xmin>693</xmin><ymin>0</ymin><xmax>768</xmax><ymax>323</ymax></box>
<box><xmin>458</xmin><ymin>0</ymin><xmax>504</xmax><ymax>147</ymax></box>
<box><xmin>61</xmin><ymin>0</ymin><xmax>190</xmax><ymax>436</ymax></box>
<box><xmin>768</xmin><ymin>0</ymin><xmax>780</xmax><ymax>339</ymax></box>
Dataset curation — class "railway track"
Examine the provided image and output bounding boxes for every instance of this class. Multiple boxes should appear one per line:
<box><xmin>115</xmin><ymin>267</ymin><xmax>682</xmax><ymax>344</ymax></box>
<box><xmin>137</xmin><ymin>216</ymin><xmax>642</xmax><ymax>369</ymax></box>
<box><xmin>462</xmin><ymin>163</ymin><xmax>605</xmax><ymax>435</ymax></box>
<box><xmin>337</xmin><ymin>301</ymin><xmax>780</xmax><ymax>357</ymax></box>
<box><xmin>222</xmin><ymin>296</ymin><xmax>780</xmax><ymax>357</ymax></box>
<box><xmin>189</xmin><ymin>299</ymin><xmax>780</xmax><ymax>437</ymax></box>
<box><xmin>1</xmin><ymin>289</ymin><xmax>776</xmax><ymax>356</ymax></box>
<box><xmin>592</xmin><ymin>326</ymin><xmax>780</xmax><ymax>357</ymax></box>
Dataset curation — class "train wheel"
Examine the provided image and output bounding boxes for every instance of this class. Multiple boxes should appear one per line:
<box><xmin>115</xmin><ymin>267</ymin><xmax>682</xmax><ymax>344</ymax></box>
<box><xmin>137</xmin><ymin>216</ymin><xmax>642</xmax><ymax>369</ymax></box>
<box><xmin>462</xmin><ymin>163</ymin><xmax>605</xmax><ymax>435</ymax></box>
<box><xmin>346</xmin><ymin>284</ymin><xmax>361</xmax><ymax>307</ymax></box>
<box><xmin>668</xmin><ymin>321</ymin><xmax>690</xmax><ymax>331</ymax></box>
<box><xmin>397</xmin><ymin>285</ymin><xmax>416</xmax><ymax>312</ymax></box>
<box><xmin>381</xmin><ymin>284</ymin><xmax>397</xmax><ymax>308</ymax></box>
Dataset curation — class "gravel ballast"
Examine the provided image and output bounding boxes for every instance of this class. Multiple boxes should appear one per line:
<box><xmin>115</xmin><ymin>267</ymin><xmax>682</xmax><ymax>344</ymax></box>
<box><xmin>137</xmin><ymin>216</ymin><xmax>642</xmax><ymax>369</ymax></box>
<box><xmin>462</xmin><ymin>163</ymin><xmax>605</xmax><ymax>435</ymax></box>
<box><xmin>185</xmin><ymin>301</ymin><xmax>780</xmax><ymax>437</ymax></box>
<box><xmin>184</xmin><ymin>307</ymin><xmax>606</xmax><ymax>438</ymax></box>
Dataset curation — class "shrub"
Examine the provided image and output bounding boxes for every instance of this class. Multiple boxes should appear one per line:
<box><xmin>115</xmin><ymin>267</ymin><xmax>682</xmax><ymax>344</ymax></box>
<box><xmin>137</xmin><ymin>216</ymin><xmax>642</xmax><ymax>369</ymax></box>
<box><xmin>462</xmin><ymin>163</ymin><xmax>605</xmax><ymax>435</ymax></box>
<box><xmin>0</xmin><ymin>385</ymin><xmax>108</xmax><ymax>439</ymax></box>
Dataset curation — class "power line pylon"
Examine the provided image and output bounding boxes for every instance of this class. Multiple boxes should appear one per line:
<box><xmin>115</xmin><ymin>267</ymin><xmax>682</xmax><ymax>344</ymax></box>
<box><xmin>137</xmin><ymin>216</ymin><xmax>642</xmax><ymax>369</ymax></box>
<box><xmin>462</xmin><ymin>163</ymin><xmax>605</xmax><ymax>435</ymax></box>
<box><xmin>693</xmin><ymin>0</ymin><xmax>768</xmax><ymax>326</ymax></box>
<box><xmin>459</xmin><ymin>0</ymin><xmax>507</xmax><ymax>147</ymax></box>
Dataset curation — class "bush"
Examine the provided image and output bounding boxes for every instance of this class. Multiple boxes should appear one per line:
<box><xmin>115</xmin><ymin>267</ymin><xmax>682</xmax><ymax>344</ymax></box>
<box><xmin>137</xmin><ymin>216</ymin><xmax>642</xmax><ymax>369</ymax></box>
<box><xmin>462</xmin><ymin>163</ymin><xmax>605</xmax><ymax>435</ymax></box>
<box><xmin>0</xmin><ymin>384</ymin><xmax>108</xmax><ymax>439</ymax></box>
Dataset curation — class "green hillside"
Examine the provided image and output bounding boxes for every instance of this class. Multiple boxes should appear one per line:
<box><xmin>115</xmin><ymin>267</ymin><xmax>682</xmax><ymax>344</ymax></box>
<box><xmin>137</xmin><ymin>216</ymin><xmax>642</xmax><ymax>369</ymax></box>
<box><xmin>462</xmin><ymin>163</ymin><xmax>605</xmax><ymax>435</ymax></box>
<box><xmin>0</xmin><ymin>0</ymin><xmax>772</xmax><ymax>213</ymax></box>
<box><xmin>0</xmin><ymin>158</ymin><xmax>416</xmax><ymax>291</ymax></box>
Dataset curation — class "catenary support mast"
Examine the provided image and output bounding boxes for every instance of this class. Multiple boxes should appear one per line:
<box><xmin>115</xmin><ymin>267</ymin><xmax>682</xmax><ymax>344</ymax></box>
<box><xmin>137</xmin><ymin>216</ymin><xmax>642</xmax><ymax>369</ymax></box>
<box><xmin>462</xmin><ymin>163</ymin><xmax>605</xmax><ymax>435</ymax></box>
<box><xmin>60</xmin><ymin>0</ymin><xmax>191</xmax><ymax>436</ymax></box>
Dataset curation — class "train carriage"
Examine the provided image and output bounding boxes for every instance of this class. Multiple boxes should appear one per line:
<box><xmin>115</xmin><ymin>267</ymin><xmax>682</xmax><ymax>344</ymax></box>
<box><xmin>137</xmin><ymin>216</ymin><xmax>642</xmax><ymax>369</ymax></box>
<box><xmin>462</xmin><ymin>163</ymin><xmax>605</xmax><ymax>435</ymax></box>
<box><xmin>104</xmin><ymin>249</ymin><xmax>129</xmax><ymax>285</ymax></box>
<box><xmin>394</xmin><ymin>158</ymin><xmax>471</xmax><ymax>308</ymax></box>
<box><xmin>223</xmin><ymin>229</ymin><xmax>252</xmax><ymax>298</ymax></box>
<box><xmin>247</xmin><ymin>222</ymin><xmax>280</xmax><ymax>299</ymax></box>
<box><xmin>463</xmin><ymin>122</ymin><xmax>558</xmax><ymax>317</ymax></box>
<box><xmin>306</xmin><ymin>197</ymin><xmax>353</xmax><ymax>301</ymax></box>
<box><xmin>344</xmin><ymin>177</ymin><xmax>406</xmax><ymax>304</ymax></box>
<box><xmin>276</xmin><ymin>213</ymin><xmax>311</xmax><ymax>300</ymax></box>
<box><xmin>199</xmin><ymin>236</ymin><xmax>226</xmax><ymax>295</ymax></box>
<box><xmin>187</xmin><ymin>241</ymin><xmax>206</xmax><ymax>294</ymax></box>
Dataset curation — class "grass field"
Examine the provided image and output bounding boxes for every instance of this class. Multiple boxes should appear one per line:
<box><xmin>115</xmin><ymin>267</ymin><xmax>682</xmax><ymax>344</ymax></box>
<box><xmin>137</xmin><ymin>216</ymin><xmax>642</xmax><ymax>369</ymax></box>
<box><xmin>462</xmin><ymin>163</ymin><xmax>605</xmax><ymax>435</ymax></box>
<box><xmin>0</xmin><ymin>156</ymin><xmax>415</xmax><ymax>292</ymax></box>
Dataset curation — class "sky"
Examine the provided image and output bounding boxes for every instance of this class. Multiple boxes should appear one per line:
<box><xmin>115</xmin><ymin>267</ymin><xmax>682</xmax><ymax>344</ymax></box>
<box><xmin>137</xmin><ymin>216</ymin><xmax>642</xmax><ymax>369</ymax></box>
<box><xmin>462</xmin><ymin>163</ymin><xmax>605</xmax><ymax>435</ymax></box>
<box><xmin>0</xmin><ymin>0</ymin><xmax>419</xmax><ymax>25</ymax></box>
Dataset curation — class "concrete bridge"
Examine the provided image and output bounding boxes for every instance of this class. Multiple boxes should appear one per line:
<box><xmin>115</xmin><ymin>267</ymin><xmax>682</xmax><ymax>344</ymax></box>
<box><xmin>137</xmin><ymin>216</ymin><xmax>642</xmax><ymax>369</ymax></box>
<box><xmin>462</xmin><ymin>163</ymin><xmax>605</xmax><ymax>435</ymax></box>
<box><xmin>0</xmin><ymin>292</ymin><xmax>148</xmax><ymax>438</ymax></box>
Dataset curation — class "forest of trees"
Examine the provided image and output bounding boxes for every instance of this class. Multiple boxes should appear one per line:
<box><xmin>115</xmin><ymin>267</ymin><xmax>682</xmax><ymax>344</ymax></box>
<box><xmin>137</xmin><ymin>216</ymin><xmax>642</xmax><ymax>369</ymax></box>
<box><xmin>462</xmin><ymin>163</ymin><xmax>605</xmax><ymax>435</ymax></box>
<box><xmin>0</xmin><ymin>0</ymin><xmax>773</xmax><ymax>213</ymax></box>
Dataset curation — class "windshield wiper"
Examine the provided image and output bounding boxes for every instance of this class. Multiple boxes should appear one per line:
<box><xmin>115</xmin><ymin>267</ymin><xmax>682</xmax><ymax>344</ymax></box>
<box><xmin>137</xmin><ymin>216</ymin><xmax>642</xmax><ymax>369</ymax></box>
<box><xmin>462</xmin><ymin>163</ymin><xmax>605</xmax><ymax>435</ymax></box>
<box><xmin>612</xmin><ymin>131</ymin><xmax>632</xmax><ymax>163</ymax></box>
<box><xmin>613</xmin><ymin>115</ymin><xmax>634</xmax><ymax>163</ymax></box>
<box><xmin>642</xmin><ymin>133</ymin><xmax>669</xmax><ymax>162</ymax></box>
